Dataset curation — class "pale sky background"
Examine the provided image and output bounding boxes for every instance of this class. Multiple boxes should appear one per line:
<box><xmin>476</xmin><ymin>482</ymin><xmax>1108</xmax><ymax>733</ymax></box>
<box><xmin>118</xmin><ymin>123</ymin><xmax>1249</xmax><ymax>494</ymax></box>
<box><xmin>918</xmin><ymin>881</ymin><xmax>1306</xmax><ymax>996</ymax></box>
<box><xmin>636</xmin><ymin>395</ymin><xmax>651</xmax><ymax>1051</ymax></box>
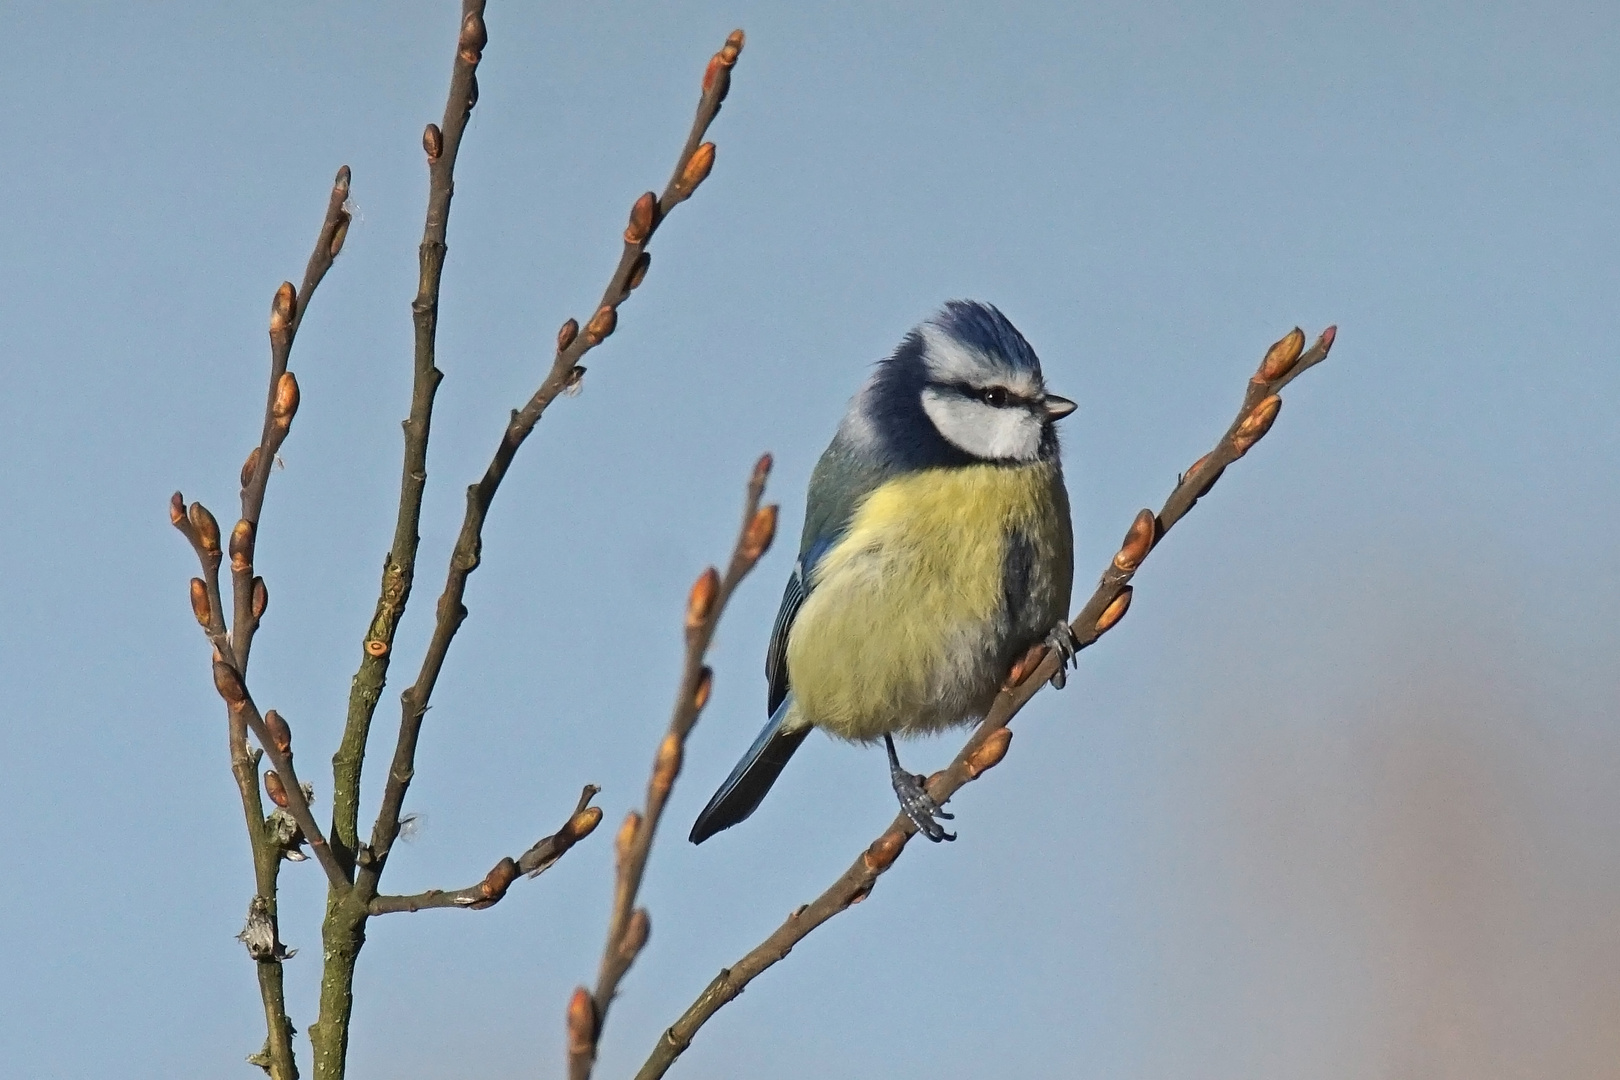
<box><xmin>1</xmin><ymin>2</ymin><xmax>1617</xmax><ymax>1078</ymax></box>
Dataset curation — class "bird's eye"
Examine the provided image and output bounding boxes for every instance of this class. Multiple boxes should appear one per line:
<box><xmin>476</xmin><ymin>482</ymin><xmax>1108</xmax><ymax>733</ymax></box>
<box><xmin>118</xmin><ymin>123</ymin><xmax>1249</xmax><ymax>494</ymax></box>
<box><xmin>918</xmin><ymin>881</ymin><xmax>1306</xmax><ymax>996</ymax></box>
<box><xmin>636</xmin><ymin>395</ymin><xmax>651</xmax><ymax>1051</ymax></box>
<box><xmin>980</xmin><ymin>387</ymin><xmax>1008</xmax><ymax>408</ymax></box>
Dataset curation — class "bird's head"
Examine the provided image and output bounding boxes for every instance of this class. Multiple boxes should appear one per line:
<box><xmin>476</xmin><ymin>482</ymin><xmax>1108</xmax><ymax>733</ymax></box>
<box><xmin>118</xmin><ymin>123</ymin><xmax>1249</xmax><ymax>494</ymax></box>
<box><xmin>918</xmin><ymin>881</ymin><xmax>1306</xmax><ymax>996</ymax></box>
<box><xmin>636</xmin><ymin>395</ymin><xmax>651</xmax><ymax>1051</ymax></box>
<box><xmin>849</xmin><ymin>300</ymin><xmax>1074</xmax><ymax>467</ymax></box>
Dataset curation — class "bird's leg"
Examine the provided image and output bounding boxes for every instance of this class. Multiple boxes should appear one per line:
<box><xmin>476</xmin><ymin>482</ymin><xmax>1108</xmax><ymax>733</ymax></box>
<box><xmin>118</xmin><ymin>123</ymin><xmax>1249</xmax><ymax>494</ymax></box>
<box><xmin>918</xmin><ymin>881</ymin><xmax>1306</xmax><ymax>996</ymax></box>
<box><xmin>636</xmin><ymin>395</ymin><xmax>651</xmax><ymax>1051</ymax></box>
<box><xmin>1044</xmin><ymin>621</ymin><xmax>1079</xmax><ymax>689</ymax></box>
<box><xmin>885</xmin><ymin>734</ymin><xmax>955</xmax><ymax>842</ymax></box>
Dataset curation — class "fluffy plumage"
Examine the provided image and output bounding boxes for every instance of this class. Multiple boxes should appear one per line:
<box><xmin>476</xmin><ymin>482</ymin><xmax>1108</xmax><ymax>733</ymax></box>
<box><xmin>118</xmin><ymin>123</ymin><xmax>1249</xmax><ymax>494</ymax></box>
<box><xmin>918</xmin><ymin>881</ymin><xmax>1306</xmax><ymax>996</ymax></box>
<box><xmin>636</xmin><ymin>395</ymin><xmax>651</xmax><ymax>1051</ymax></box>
<box><xmin>690</xmin><ymin>301</ymin><xmax>1075</xmax><ymax>844</ymax></box>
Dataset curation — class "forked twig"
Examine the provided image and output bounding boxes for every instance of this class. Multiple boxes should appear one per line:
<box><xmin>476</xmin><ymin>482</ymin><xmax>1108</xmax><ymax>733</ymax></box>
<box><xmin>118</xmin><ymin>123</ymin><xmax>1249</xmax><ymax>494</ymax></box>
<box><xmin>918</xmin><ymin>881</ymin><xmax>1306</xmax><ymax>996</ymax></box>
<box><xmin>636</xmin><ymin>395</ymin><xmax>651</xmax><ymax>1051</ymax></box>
<box><xmin>632</xmin><ymin>325</ymin><xmax>1338</xmax><ymax>1080</ymax></box>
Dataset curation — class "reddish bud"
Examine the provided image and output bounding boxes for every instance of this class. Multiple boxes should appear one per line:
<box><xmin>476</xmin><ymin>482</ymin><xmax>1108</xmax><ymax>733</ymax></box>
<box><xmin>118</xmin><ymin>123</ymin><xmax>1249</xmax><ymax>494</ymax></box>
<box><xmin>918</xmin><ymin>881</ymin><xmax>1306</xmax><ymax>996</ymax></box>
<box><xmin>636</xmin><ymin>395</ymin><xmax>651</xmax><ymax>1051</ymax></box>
<box><xmin>475</xmin><ymin>857</ymin><xmax>518</xmax><ymax>906</ymax></box>
<box><xmin>1095</xmin><ymin>586</ymin><xmax>1133</xmax><ymax>634</ymax></box>
<box><xmin>1255</xmin><ymin>327</ymin><xmax>1305</xmax><ymax>382</ymax></box>
<box><xmin>624</xmin><ymin>192</ymin><xmax>658</xmax><ymax>245</ymax></box>
<box><xmin>751</xmin><ymin>452</ymin><xmax>773</xmax><ymax>487</ymax></box>
<box><xmin>626</xmin><ymin>252</ymin><xmax>650</xmax><ymax>291</ymax></box>
<box><xmin>189</xmin><ymin>503</ymin><xmax>221</xmax><ymax>554</ymax></box>
<box><xmin>264</xmin><ymin>769</ymin><xmax>290</xmax><ymax>808</ymax></box>
<box><xmin>240</xmin><ymin>446</ymin><xmax>261</xmax><ymax>489</ymax></box>
<box><xmin>685</xmin><ymin>567</ymin><xmax>720</xmax><ymax>632</ymax></box>
<box><xmin>328</xmin><ymin>212</ymin><xmax>350</xmax><ymax>259</ymax></box>
<box><xmin>1232</xmin><ymin>394</ymin><xmax>1282</xmax><ymax>456</ymax></box>
<box><xmin>169</xmin><ymin>491</ymin><xmax>187</xmax><ymax>528</ymax></box>
<box><xmin>617</xmin><ymin>908</ymin><xmax>651</xmax><ymax>961</ymax></box>
<box><xmin>422</xmin><ymin>123</ymin><xmax>443</xmax><ymax>162</ymax></box>
<box><xmin>583</xmin><ymin>305</ymin><xmax>616</xmax><ymax>346</ymax></box>
<box><xmin>458</xmin><ymin>9</ymin><xmax>487</xmax><ymax>64</ymax></box>
<box><xmin>566</xmin><ymin>987</ymin><xmax>597</xmax><ymax>1057</ymax></box>
<box><xmin>269</xmin><ymin>282</ymin><xmax>296</xmax><ymax>336</ymax></box>
<box><xmin>615</xmin><ymin>811</ymin><xmax>641</xmax><ymax>867</ymax></box>
<box><xmin>212</xmin><ymin>661</ymin><xmax>247</xmax><ymax>707</ymax></box>
<box><xmin>1319</xmin><ymin>325</ymin><xmax>1337</xmax><ymax>353</ymax></box>
<box><xmin>722</xmin><ymin>29</ymin><xmax>745</xmax><ymax>63</ymax></box>
<box><xmin>966</xmin><ymin>727</ymin><xmax>1012</xmax><ymax>779</ymax></box>
<box><xmin>702</xmin><ymin>54</ymin><xmax>727</xmax><ymax>96</ymax></box>
<box><xmin>561</xmin><ymin>804</ymin><xmax>603</xmax><ymax>845</ymax></box>
<box><xmin>333</xmin><ymin>165</ymin><xmax>350</xmax><ymax>199</ymax></box>
<box><xmin>264</xmin><ymin>709</ymin><xmax>292</xmax><ymax>754</ymax></box>
<box><xmin>863</xmin><ymin>829</ymin><xmax>905</xmax><ymax>872</ymax></box>
<box><xmin>189</xmin><ymin>578</ymin><xmax>211</xmax><ymax>628</ymax></box>
<box><xmin>674</xmin><ymin>143</ymin><xmax>716</xmax><ymax>196</ymax></box>
<box><xmin>271</xmin><ymin>371</ymin><xmax>300</xmax><ymax>423</ymax></box>
<box><xmin>1003</xmin><ymin>642</ymin><xmax>1047</xmax><ymax>689</ymax></box>
<box><xmin>741</xmin><ymin>504</ymin><xmax>778</xmax><ymax>560</ymax></box>
<box><xmin>556</xmin><ymin>318</ymin><xmax>579</xmax><ymax>352</ymax></box>
<box><xmin>691</xmin><ymin>666</ymin><xmax>713</xmax><ymax>712</ymax></box>
<box><xmin>652</xmin><ymin>733</ymin><xmax>683</xmax><ymax>798</ymax></box>
<box><xmin>229</xmin><ymin>519</ymin><xmax>255</xmax><ymax>575</ymax></box>
<box><xmin>1112</xmin><ymin>509</ymin><xmax>1157</xmax><ymax>572</ymax></box>
<box><xmin>251</xmin><ymin>577</ymin><xmax>268</xmax><ymax>620</ymax></box>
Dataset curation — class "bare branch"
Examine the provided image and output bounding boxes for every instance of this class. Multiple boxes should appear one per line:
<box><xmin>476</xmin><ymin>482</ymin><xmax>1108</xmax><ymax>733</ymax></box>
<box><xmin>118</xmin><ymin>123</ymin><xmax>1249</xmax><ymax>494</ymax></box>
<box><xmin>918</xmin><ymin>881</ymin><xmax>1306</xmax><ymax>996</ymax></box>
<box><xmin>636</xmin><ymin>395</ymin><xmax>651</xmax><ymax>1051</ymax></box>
<box><xmin>632</xmin><ymin>325</ymin><xmax>1339</xmax><ymax>1080</ymax></box>
<box><xmin>331</xmin><ymin>0</ymin><xmax>490</xmax><ymax>876</ymax></box>
<box><xmin>357</xmin><ymin>26</ymin><xmax>749</xmax><ymax>899</ymax></box>
<box><xmin>570</xmin><ymin>455</ymin><xmax>776</xmax><ymax>1080</ymax></box>
<box><xmin>368</xmin><ymin>786</ymin><xmax>604</xmax><ymax>915</ymax></box>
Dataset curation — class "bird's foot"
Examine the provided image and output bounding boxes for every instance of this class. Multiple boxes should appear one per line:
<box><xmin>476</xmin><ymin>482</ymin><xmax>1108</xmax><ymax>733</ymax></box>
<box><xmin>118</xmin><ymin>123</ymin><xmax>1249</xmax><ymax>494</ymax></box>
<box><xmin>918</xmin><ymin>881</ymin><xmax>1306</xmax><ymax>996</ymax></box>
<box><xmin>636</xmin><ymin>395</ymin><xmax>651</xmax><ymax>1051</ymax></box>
<box><xmin>885</xmin><ymin>734</ymin><xmax>955</xmax><ymax>842</ymax></box>
<box><xmin>1044</xmin><ymin>621</ymin><xmax>1079</xmax><ymax>689</ymax></box>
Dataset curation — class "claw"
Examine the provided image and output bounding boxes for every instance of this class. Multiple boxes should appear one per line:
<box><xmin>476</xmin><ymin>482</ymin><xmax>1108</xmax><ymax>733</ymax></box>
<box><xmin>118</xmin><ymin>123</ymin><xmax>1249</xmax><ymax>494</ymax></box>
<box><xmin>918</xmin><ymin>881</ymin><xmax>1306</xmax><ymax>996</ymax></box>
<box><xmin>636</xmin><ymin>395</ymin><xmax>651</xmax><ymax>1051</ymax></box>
<box><xmin>1044</xmin><ymin>621</ymin><xmax>1079</xmax><ymax>689</ymax></box>
<box><xmin>885</xmin><ymin>734</ymin><xmax>955</xmax><ymax>842</ymax></box>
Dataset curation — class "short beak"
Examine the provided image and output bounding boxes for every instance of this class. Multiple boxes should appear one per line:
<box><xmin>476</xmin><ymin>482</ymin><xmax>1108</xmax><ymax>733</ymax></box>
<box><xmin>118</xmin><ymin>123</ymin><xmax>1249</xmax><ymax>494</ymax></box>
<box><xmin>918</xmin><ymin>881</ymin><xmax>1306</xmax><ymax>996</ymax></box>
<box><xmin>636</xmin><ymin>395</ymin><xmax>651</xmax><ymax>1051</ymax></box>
<box><xmin>1042</xmin><ymin>394</ymin><xmax>1077</xmax><ymax>421</ymax></box>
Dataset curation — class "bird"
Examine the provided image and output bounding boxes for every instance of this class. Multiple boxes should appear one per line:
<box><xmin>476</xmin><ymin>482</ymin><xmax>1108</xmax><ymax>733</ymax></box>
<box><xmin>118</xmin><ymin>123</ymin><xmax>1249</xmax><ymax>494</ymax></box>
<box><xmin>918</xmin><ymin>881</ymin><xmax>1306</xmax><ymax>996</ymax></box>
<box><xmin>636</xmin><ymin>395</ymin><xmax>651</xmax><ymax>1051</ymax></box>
<box><xmin>689</xmin><ymin>300</ymin><xmax>1077</xmax><ymax>845</ymax></box>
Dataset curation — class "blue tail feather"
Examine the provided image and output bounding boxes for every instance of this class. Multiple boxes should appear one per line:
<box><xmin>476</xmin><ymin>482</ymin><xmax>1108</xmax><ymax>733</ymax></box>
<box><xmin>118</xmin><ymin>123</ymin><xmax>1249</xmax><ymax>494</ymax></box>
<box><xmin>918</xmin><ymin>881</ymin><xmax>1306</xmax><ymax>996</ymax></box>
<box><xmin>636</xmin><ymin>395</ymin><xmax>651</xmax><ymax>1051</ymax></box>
<box><xmin>689</xmin><ymin>697</ymin><xmax>809</xmax><ymax>844</ymax></box>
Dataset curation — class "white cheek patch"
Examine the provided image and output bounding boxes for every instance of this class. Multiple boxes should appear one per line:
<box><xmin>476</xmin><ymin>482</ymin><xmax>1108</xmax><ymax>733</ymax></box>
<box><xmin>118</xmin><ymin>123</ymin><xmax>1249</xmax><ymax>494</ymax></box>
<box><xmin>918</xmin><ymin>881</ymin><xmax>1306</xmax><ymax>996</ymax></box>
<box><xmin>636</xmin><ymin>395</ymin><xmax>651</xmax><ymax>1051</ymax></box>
<box><xmin>920</xmin><ymin>388</ymin><xmax>1043</xmax><ymax>461</ymax></box>
<box><xmin>918</xmin><ymin>326</ymin><xmax>1042</xmax><ymax>400</ymax></box>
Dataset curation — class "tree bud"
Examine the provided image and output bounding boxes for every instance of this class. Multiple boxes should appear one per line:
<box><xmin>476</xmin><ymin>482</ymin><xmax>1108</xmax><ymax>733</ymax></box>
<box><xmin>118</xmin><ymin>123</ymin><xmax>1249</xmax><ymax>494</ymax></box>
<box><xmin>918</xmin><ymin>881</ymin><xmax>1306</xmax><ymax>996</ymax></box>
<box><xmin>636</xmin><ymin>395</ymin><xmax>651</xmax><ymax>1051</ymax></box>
<box><xmin>691</xmin><ymin>666</ymin><xmax>713</xmax><ymax>711</ymax></box>
<box><xmin>458</xmin><ymin>9</ymin><xmax>487</xmax><ymax>65</ymax></box>
<box><xmin>1231</xmin><ymin>394</ymin><xmax>1282</xmax><ymax>456</ymax></box>
<box><xmin>229</xmin><ymin>519</ymin><xmax>255</xmax><ymax>574</ymax></box>
<box><xmin>264</xmin><ymin>709</ymin><xmax>292</xmax><ymax>754</ymax></box>
<box><xmin>1255</xmin><ymin>327</ymin><xmax>1305</xmax><ymax>382</ymax></box>
<box><xmin>240</xmin><ymin>446</ymin><xmax>261</xmax><ymax>489</ymax></box>
<box><xmin>272</xmin><ymin>371</ymin><xmax>300</xmax><ymax>423</ymax></box>
<box><xmin>566</xmin><ymin>987</ymin><xmax>596</xmax><ymax>1056</ymax></box>
<box><xmin>333</xmin><ymin>165</ymin><xmax>351</xmax><ymax>200</ymax></box>
<box><xmin>624</xmin><ymin>192</ymin><xmax>658</xmax><ymax>245</ymax></box>
<box><xmin>616</xmin><ymin>908</ymin><xmax>650</xmax><ymax>961</ymax></box>
<box><xmin>474</xmin><ymin>857</ymin><xmax>518</xmax><ymax>906</ymax></box>
<box><xmin>1003</xmin><ymin>642</ymin><xmax>1047</xmax><ymax>689</ymax></box>
<box><xmin>422</xmin><ymin>123</ymin><xmax>443</xmax><ymax>162</ymax></box>
<box><xmin>741</xmin><ymin>504</ymin><xmax>778</xmax><ymax>560</ymax></box>
<box><xmin>251</xmin><ymin>577</ymin><xmax>268</xmax><ymax>620</ymax></box>
<box><xmin>189</xmin><ymin>502</ymin><xmax>221</xmax><ymax>554</ymax></box>
<box><xmin>169</xmin><ymin>491</ymin><xmax>187</xmax><ymax>528</ymax></box>
<box><xmin>270</xmin><ymin>282</ymin><xmax>296</xmax><ymax>336</ymax></box>
<box><xmin>556</xmin><ymin>318</ymin><xmax>579</xmax><ymax>352</ymax></box>
<box><xmin>212</xmin><ymin>661</ymin><xmax>247</xmax><ymax>707</ymax></box>
<box><xmin>561</xmin><ymin>804</ymin><xmax>603</xmax><ymax>845</ymax></box>
<box><xmin>615</xmin><ymin>811</ymin><xmax>641</xmax><ymax>868</ymax></box>
<box><xmin>189</xmin><ymin>578</ymin><xmax>211</xmax><ymax>628</ymax></box>
<box><xmin>685</xmin><ymin>568</ymin><xmax>720</xmax><ymax>632</ymax></box>
<box><xmin>674</xmin><ymin>142</ymin><xmax>715</xmax><ymax>196</ymax></box>
<box><xmin>1095</xmin><ymin>586</ymin><xmax>1133</xmax><ymax>634</ymax></box>
<box><xmin>652</xmin><ymin>732</ymin><xmax>683</xmax><ymax>798</ymax></box>
<box><xmin>583</xmin><ymin>305</ymin><xmax>616</xmax><ymax>346</ymax></box>
<box><xmin>863</xmin><ymin>829</ymin><xmax>904</xmax><ymax>872</ymax></box>
<box><xmin>328</xmin><ymin>211</ymin><xmax>350</xmax><ymax>258</ymax></box>
<box><xmin>626</xmin><ymin>252</ymin><xmax>650</xmax><ymax>291</ymax></box>
<box><xmin>1112</xmin><ymin>509</ymin><xmax>1157</xmax><ymax>572</ymax></box>
<box><xmin>966</xmin><ymin>727</ymin><xmax>1012</xmax><ymax>778</ymax></box>
<box><xmin>264</xmin><ymin>769</ymin><xmax>290</xmax><ymax>808</ymax></box>
<box><xmin>722</xmin><ymin>29</ymin><xmax>745</xmax><ymax>62</ymax></box>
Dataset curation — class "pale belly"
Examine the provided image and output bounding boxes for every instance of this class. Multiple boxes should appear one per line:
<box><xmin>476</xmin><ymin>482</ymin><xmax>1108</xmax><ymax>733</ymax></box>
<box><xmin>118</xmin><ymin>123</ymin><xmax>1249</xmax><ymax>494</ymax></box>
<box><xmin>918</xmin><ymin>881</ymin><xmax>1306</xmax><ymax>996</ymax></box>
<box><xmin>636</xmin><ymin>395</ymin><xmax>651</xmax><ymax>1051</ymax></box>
<box><xmin>785</xmin><ymin>463</ymin><xmax>1070</xmax><ymax>743</ymax></box>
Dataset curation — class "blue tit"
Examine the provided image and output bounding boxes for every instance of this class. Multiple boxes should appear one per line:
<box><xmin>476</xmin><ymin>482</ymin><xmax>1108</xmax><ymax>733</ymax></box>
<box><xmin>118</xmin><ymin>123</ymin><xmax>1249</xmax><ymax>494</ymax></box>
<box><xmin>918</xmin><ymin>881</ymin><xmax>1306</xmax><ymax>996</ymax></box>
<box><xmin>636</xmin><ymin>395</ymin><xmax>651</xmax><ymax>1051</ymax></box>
<box><xmin>690</xmin><ymin>300</ymin><xmax>1077</xmax><ymax>845</ymax></box>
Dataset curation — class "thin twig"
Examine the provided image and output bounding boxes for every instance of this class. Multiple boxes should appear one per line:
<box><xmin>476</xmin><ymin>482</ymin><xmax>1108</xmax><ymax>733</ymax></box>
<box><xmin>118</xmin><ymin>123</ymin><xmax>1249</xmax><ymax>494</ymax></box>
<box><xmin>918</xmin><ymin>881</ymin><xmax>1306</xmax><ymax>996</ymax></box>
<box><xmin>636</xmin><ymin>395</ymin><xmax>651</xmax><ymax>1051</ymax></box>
<box><xmin>356</xmin><ymin>26</ymin><xmax>748</xmax><ymax>898</ymax></box>
<box><xmin>368</xmin><ymin>786</ymin><xmax>603</xmax><ymax>915</ymax></box>
<box><xmin>330</xmin><ymin>0</ymin><xmax>489</xmax><ymax>876</ymax></box>
<box><xmin>565</xmin><ymin>458</ymin><xmax>776</xmax><ymax>1080</ymax></box>
<box><xmin>632</xmin><ymin>325</ymin><xmax>1339</xmax><ymax>1080</ymax></box>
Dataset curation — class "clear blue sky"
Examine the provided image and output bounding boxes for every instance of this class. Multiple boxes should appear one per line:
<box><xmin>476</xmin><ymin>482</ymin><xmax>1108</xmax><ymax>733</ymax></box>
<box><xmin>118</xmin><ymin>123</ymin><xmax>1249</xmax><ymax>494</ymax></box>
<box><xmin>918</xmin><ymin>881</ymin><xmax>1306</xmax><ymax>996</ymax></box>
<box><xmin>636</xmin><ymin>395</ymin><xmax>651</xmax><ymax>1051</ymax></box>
<box><xmin>1</xmin><ymin>2</ymin><xmax>1617</xmax><ymax>1077</ymax></box>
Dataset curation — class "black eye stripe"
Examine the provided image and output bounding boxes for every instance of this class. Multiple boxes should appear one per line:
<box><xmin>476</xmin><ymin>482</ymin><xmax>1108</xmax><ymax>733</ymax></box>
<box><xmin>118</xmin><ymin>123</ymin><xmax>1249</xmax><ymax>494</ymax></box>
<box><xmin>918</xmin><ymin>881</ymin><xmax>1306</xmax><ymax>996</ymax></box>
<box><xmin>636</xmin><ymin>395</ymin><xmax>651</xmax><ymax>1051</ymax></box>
<box><xmin>933</xmin><ymin>381</ymin><xmax>1031</xmax><ymax>408</ymax></box>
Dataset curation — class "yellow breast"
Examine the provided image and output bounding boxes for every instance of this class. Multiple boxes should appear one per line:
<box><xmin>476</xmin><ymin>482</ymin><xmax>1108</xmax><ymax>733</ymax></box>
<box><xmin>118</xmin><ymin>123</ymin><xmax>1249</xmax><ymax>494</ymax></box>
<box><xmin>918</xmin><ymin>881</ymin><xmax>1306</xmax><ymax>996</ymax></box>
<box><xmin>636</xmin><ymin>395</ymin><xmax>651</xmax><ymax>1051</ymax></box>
<box><xmin>786</xmin><ymin>463</ymin><xmax>1068</xmax><ymax>743</ymax></box>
